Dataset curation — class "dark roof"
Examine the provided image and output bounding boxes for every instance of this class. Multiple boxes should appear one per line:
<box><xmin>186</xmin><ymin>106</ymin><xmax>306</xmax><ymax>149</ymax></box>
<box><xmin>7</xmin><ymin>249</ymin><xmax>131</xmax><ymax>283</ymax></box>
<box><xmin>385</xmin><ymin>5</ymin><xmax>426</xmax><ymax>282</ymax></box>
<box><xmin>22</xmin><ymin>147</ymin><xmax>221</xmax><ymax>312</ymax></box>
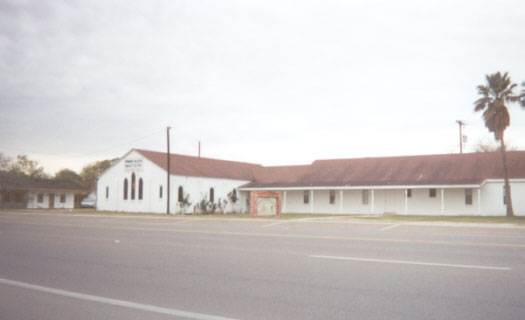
<box><xmin>134</xmin><ymin>148</ymin><xmax>525</xmax><ymax>188</ymax></box>
<box><xmin>135</xmin><ymin>149</ymin><xmax>263</xmax><ymax>181</ymax></box>
<box><xmin>241</xmin><ymin>151</ymin><xmax>525</xmax><ymax>188</ymax></box>
<box><xmin>0</xmin><ymin>171</ymin><xmax>89</xmax><ymax>193</ymax></box>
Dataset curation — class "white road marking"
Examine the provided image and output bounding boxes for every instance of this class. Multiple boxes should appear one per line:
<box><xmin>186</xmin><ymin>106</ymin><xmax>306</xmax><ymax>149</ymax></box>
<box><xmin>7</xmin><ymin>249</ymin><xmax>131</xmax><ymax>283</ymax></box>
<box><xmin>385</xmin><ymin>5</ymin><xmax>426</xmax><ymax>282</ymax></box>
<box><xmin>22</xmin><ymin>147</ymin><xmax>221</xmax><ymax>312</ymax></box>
<box><xmin>381</xmin><ymin>224</ymin><xmax>400</xmax><ymax>231</ymax></box>
<box><xmin>0</xmin><ymin>278</ymin><xmax>236</xmax><ymax>320</ymax></box>
<box><xmin>114</xmin><ymin>240</ymin><xmax>120</xmax><ymax>243</ymax></box>
<box><xmin>261</xmin><ymin>221</ymin><xmax>289</xmax><ymax>228</ymax></box>
<box><xmin>309</xmin><ymin>255</ymin><xmax>511</xmax><ymax>271</ymax></box>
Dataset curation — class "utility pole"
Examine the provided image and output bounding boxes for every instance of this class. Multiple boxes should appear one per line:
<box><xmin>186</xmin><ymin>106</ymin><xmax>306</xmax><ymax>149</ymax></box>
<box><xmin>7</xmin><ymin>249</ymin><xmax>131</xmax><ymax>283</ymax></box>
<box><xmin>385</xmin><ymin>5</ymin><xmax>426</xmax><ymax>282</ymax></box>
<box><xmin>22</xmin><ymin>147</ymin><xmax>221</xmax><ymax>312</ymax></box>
<box><xmin>456</xmin><ymin>120</ymin><xmax>465</xmax><ymax>154</ymax></box>
<box><xmin>166</xmin><ymin>126</ymin><xmax>171</xmax><ymax>214</ymax></box>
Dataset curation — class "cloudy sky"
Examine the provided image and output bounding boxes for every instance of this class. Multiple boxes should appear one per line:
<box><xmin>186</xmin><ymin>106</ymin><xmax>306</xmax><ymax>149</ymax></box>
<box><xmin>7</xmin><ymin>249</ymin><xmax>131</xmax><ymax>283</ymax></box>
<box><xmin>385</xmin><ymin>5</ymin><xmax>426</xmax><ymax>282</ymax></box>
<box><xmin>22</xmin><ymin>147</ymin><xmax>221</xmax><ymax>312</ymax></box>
<box><xmin>1</xmin><ymin>0</ymin><xmax>524</xmax><ymax>174</ymax></box>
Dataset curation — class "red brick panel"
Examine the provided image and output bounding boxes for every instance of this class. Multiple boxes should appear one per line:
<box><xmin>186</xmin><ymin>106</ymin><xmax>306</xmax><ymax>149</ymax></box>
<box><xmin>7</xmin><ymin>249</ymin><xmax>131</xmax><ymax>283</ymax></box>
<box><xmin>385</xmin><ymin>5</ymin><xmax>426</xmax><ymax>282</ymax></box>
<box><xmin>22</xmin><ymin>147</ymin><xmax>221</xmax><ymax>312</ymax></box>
<box><xmin>249</xmin><ymin>191</ymin><xmax>282</xmax><ymax>217</ymax></box>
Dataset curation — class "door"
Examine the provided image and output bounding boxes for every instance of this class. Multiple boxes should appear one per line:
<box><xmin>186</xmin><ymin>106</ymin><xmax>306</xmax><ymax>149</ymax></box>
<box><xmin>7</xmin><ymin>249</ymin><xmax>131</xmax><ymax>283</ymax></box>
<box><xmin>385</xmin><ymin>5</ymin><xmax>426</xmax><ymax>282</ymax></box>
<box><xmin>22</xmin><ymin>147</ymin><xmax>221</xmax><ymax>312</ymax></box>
<box><xmin>49</xmin><ymin>193</ymin><xmax>54</xmax><ymax>209</ymax></box>
<box><xmin>257</xmin><ymin>197</ymin><xmax>276</xmax><ymax>216</ymax></box>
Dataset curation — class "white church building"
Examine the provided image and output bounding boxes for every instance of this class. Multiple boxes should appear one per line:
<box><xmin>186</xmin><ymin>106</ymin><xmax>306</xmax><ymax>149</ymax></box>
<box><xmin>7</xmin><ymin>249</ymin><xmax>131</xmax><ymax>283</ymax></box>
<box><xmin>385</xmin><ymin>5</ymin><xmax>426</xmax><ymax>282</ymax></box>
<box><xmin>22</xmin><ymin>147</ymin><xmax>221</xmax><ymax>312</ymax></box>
<box><xmin>97</xmin><ymin>149</ymin><xmax>525</xmax><ymax>216</ymax></box>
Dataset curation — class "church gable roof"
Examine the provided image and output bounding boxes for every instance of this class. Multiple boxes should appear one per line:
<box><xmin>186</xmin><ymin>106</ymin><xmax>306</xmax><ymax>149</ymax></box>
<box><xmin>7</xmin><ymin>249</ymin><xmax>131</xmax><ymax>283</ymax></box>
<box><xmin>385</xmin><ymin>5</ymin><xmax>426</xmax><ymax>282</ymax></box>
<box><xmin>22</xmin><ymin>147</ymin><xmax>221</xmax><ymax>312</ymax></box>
<box><xmin>135</xmin><ymin>149</ymin><xmax>262</xmax><ymax>181</ymax></box>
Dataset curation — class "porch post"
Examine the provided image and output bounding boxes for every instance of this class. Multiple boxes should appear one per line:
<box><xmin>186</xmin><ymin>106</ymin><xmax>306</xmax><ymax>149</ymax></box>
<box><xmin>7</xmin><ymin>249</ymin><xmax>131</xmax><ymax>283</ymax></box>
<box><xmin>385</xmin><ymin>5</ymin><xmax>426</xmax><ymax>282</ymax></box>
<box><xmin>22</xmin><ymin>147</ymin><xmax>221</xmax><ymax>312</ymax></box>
<box><xmin>339</xmin><ymin>190</ymin><xmax>343</xmax><ymax>214</ymax></box>
<box><xmin>283</xmin><ymin>191</ymin><xmax>287</xmax><ymax>214</ymax></box>
<box><xmin>310</xmin><ymin>190</ymin><xmax>314</xmax><ymax>213</ymax></box>
<box><xmin>441</xmin><ymin>188</ymin><xmax>445</xmax><ymax>214</ymax></box>
<box><xmin>404</xmin><ymin>189</ymin><xmax>408</xmax><ymax>215</ymax></box>
<box><xmin>477</xmin><ymin>188</ymin><xmax>481</xmax><ymax>215</ymax></box>
<box><xmin>371</xmin><ymin>189</ymin><xmax>375</xmax><ymax>213</ymax></box>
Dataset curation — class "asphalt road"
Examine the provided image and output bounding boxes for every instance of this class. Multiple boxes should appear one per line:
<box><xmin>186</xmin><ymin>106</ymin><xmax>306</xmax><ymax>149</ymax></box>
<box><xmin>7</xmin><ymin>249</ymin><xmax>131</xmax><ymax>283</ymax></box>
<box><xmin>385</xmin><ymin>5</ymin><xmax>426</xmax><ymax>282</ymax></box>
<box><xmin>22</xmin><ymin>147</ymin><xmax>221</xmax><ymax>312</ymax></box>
<box><xmin>1</xmin><ymin>211</ymin><xmax>525</xmax><ymax>320</ymax></box>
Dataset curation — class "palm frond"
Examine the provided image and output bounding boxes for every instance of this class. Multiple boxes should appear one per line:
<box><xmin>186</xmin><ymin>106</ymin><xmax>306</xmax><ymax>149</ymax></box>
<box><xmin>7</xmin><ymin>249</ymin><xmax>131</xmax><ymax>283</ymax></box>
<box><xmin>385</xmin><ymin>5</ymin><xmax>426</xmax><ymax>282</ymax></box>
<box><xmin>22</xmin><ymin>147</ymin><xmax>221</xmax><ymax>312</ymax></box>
<box><xmin>482</xmin><ymin>101</ymin><xmax>510</xmax><ymax>141</ymax></box>
<box><xmin>477</xmin><ymin>85</ymin><xmax>490</xmax><ymax>97</ymax></box>
<box><xmin>475</xmin><ymin>72</ymin><xmax>520</xmax><ymax>139</ymax></box>
<box><xmin>474</xmin><ymin>97</ymin><xmax>489</xmax><ymax>111</ymax></box>
<box><xmin>506</xmin><ymin>95</ymin><xmax>521</xmax><ymax>103</ymax></box>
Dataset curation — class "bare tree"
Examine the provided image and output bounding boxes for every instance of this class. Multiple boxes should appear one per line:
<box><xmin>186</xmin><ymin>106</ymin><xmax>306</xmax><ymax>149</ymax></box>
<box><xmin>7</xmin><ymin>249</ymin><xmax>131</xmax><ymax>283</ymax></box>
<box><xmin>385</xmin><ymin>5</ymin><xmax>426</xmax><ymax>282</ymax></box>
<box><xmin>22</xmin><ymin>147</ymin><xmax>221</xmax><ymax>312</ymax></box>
<box><xmin>475</xmin><ymin>137</ymin><xmax>519</xmax><ymax>153</ymax></box>
<box><xmin>0</xmin><ymin>153</ymin><xmax>11</xmax><ymax>171</ymax></box>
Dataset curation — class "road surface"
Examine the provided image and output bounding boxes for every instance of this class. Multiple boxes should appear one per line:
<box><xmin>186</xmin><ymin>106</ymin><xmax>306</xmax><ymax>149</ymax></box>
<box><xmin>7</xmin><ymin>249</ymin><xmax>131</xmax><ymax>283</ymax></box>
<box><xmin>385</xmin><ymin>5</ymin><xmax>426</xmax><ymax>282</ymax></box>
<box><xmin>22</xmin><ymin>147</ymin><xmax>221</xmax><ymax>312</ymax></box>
<box><xmin>1</xmin><ymin>211</ymin><xmax>525</xmax><ymax>319</ymax></box>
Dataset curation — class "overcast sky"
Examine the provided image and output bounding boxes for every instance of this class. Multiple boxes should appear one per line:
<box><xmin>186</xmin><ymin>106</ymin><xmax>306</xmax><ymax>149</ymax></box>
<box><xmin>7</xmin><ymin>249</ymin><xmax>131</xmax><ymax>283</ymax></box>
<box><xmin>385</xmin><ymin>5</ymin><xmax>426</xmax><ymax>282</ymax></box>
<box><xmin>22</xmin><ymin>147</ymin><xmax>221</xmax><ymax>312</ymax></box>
<box><xmin>1</xmin><ymin>0</ymin><xmax>524</xmax><ymax>174</ymax></box>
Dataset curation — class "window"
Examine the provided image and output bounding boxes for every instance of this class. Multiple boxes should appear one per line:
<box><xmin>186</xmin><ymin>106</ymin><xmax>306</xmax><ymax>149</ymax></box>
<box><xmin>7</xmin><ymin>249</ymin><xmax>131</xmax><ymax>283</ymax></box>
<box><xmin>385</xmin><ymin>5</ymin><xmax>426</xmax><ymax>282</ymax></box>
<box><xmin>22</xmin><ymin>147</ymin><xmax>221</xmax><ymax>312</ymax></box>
<box><xmin>131</xmin><ymin>173</ymin><xmax>136</xmax><ymax>200</ymax></box>
<box><xmin>37</xmin><ymin>193</ymin><xmax>44</xmax><ymax>203</ymax></box>
<box><xmin>178</xmin><ymin>186</ymin><xmax>183</xmax><ymax>202</ymax></box>
<box><xmin>503</xmin><ymin>186</ymin><xmax>507</xmax><ymax>205</ymax></box>
<box><xmin>5</xmin><ymin>192</ymin><xmax>10</xmax><ymax>202</ymax></box>
<box><xmin>329</xmin><ymin>190</ymin><xmax>335</xmax><ymax>204</ymax></box>
<box><xmin>407</xmin><ymin>189</ymin><xmax>412</xmax><ymax>198</ymax></box>
<box><xmin>60</xmin><ymin>194</ymin><xmax>66</xmax><ymax>203</ymax></box>
<box><xmin>362</xmin><ymin>190</ymin><xmax>369</xmax><ymax>205</ymax></box>
<box><xmin>429</xmin><ymin>189</ymin><xmax>437</xmax><ymax>198</ymax></box>
<box><xmin>123</xmin><ymin>178</ymin><xmax>128</xmax><ymax>200</ymax></box>
<box><xmin>15</xmin><ymin>193</ymin><xmax>23</xmax><ymax>203</ymax></box>
<box><xmin>106</xmin><ymin>187</ymin><xmax>109</xmax><ymax>199</ymax></box>
<box><xmin>465</xmin><ymin>189</ymin><xmax>473</xmax><ymax>205</ymax></box>
<box><xmin>303</xmin><ymin>190</ymin><xmax>309</xmax><ymax>204</ymax></box>
<box><xmin>159</xmin><ymin>185</ymin><xmax>163</xmax><ymax>199</ymax></box>
<box><xmin>138</xmin><ymin>178</ymin><xmax>143</xmax><ymax>200</ymax></box>
<box><xmin>209</xmin><ymin>188</ymin><xmax>214</xmax><ymax>202</ymax></box>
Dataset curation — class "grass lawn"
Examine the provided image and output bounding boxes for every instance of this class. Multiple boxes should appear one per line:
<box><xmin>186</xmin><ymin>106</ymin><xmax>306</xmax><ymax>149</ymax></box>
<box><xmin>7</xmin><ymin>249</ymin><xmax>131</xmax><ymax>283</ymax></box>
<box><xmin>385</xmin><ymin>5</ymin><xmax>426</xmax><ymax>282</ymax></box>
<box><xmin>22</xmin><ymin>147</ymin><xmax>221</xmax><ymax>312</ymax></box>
<box><xmin>333</xmin><ymin>214</ymin><xmax>525</xmax><ymax>224</ymax></box>
<box><xmin>5</xmin><ymin>209</ymin><xmax>525</xmax><ymax>224</ymax></box>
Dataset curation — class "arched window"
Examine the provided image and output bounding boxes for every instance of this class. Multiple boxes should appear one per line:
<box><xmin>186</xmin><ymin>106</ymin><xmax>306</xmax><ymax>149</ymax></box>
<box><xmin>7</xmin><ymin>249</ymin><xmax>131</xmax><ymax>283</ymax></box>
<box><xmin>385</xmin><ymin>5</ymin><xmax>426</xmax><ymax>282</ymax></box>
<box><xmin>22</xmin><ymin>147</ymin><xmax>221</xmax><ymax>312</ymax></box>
<box><xmin>131</xmin><ymin>173</ymin><xmax>136</xmax><ymax>200</ymax></box>
<box><xmin>178</xmin><ymin>186</ymin><xmax>183</xmax><ymax>202</ymax></box>
<box><xmin>138</xmin><ymin>178</ymin><xmax>143</xmax><ymax>200</ymax></box>
<box><xmin>123</xmin><ymin>179</ymin><xmax>128</xmax><ymax>200</ymax></box>
<box><xmin>209</xmin><ymin>187</ymin><xmax>214</xmax><ymax>203</ymax></box>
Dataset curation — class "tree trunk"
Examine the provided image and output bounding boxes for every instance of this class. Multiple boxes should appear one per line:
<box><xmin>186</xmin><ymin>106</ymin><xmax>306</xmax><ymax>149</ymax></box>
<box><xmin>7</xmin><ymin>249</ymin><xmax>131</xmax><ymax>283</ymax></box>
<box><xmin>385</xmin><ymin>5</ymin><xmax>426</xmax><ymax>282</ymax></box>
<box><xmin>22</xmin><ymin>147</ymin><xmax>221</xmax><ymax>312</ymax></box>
<box><xmin>500</xmin><ymin>134</ymin><xmax>514</xmax><ymax>217</ymax></box>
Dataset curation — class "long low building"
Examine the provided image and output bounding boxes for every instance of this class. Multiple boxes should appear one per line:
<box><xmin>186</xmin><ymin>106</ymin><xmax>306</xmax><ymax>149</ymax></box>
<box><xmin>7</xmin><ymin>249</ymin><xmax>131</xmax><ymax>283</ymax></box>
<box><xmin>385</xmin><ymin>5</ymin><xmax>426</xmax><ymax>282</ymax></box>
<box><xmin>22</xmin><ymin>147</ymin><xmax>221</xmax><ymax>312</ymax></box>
<box><xmin>96</xmin><ymin>149</ymin><xmax>525</xmax><ymax>216</ymax></box>
<box><xmin>0</xmin><ymin>171</ymin><xmax>89</xmax><ymax>209</ymax></box>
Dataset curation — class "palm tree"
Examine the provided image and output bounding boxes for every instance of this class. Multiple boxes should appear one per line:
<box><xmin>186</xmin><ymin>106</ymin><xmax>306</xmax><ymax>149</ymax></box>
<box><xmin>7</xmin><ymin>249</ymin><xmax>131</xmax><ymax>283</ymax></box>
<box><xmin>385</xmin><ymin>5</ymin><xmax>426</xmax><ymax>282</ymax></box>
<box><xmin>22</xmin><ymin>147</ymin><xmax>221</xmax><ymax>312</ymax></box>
<box><xmin>474</xmin><ymin>72</ymin><xmax>523</xmax><ymax>216</ymax></box>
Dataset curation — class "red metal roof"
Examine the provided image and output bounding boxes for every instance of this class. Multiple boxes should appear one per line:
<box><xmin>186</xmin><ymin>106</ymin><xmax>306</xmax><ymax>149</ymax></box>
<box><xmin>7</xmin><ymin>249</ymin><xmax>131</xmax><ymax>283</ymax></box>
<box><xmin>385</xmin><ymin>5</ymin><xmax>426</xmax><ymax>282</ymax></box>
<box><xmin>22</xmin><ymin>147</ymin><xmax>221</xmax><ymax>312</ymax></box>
<box><xmin>244</xmin><ymin>151</ymin><xmax>525</xmax><ymax>188</ymax></box>
<box><xmin>135</xmin><ymin>149</ymin><xmax>525</xmax><ymax>188</ymax></box>
<box><xmin>135</xmin><ymin>149</ymin><xmax>262</xmax><ymax>181</ymax></box>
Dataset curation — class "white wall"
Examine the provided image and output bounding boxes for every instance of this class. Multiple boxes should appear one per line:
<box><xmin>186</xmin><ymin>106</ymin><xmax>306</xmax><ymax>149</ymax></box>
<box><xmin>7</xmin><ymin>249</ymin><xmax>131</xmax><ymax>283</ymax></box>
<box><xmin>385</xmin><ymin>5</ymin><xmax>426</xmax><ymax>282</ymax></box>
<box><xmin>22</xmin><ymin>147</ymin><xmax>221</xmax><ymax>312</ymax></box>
<box><xmin>341</xmin><ymin>190</ymin><xmax>372</xmax><ymax>214</ymax></box>
<box><xmin>97</xmin><ymin>150</ymin><xmax>251</xmax><ymax>214</ymax></box>
<box><xmin>283</xmin><ymin>190</ymin><xmax>377</xmax><ymax>215</ymax></box>
<box><xmin>279</xmin><ymin>183</ymin><xmax>525</xmax><ymax>216</ymax></box>
<box><xmin>480</xmin><ymin>180</ymin><xmax>525</xmax><ymax>216</ymax></box>
<box><xmin>27</xmin><ymin>191</ymin><xmax>75</xmax><ymax>209</ymax></box>
<box><xmin>373</xmin><ymin>189</ymin><xmax>405</xmax><ymax>215</ymax></box>
<box><xmin>170</xmin><ymin>175</ymin><xmax>250</xmax><ymax>214</ymax></box>
<box><xmin>312</xmin><ymin>190</ymin><xmax>340</xmax><ymax>214</ymax></box>
<box><xmin>284</xmin><ymin>191</ymin><xmax>310</xmax><ymax>213</ymax></box>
